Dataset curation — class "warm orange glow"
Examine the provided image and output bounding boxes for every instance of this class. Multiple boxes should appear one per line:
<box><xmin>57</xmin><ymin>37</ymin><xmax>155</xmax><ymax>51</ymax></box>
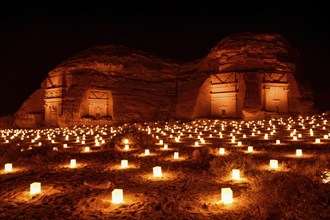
<box><xmin>247</xmin><ymin>146</ymin><xmax>253</xmax><ymax>153</ymax></box>
<box><xmin>84</xmin><ymin>146</ymin><xmax>90</xmax><ymax>152</ymax></box>
<box><xmin>276</xmin><ymin>140</ymin><xmax>280</xmax><ymax>144</ymax></box>
<box><xmin>123</xmin><ymin>139</ymin><xmax>129</xmax><ymax>144</ymax></box>
<box><xmin>315</xmin><ymin>138</ymin><xmax>321</xmax><ymax>143</ymax></box>
<box><xmin>124</xmin><ymin>144</ymin><xmax>129</xmax><ymax>150</ymax></box>
<box><xmin>296</xmin><ymin>149</ymin><xmax>302</xmax><ymax>157</ymax></box>
<box><xmin>219</xmin><ymin>148</ymin><xmax>225</xmax><ymax>155</ymax></box>
<box><xmin>173</xmin><ymin>152</ymin><xmax>179</xmax><ymax>159</ymax></box>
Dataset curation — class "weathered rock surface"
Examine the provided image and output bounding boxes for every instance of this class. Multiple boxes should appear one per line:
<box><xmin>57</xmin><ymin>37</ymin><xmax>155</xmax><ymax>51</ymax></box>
<box><xmin>13</xmin><ymin>32</ymin><xmax>316</xmax><ymax>128</ymax></box>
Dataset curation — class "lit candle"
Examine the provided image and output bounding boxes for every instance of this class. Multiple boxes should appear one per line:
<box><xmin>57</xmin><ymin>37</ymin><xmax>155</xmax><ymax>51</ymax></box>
<box><xmin>163</xmin><ymin>144</ymin><xmax>168</xmax><ymax>150</ymax></box>
<box><xmin>174</xmin><ymin>152</ymin><xmax>179</xmax><ymax>159</ymax></box>
<box><xmin>121</xmin><ymin>160</ymin><xmax>128</xmax><ymax>168</ymax></box>
<box><xmin>276</xmin><ymin>140</ymin><xmax>280</xmax><ymax>145</ymax></box>
<box><xmin>70</xmin><ymin>159</ymin><xmax>76</xmax><ymax>168</ymax></box>
<box><xmin>145</xmin><ymin>149</ymin><xmax>150</xmax><ymax>155</ymax></box>
<box><xmin>124</xmin><ymin>144</ymin><xmax>129</xmax><ymax>150</ymax></box>
<box><xmin>269</xmin><ymin>159</ymin><xmax>278</xmax><ymax>169</ymax></box>
<box><xmin>237</xmin><ymin>141</ymin><xmax>242</xmax><ymax>146</ymax></box>
<box><xmin>153</xmin><ymin>166</ymin><xmax>162</xmax><ymax>177</ymax></box>
<box><xmin>159</xmin><ymin>140</ymin><xmax>163</xmax><ymax>145</ymax></box>
<box><xmin>232</xmin><ymin>169</ymin><xmax>240</xmax><ymax>180</ymax></box>
<box><xmin>221</xmin><ymin>188</ymin><xmax>233</xmax><ymax>204</ymax></box>
<box><xmin>84</xmin><ymin>146</ymin><xmax>90</xmax><ymax>152</ymax></box>
<box><xmin>296</xmin><ymin>149</ymin><xmax>303</xmax><ymax>157</ymax></box>
<box><xmin>247</xmin><ymin>146</ymin><xmax>253</xmax><ymax>153</ymax></box>
<box><xmin>219</xmin><ymin>148</ymin><xmax>225</xmax><ymax>155</ymax></box>
<box><xmin>315</xmin><ymin>138</ymin><xmax>321</xmax><ymax>144</ymax></box>
<box><xmin>123</xmin><ymin>139</ymin><xmax>129</xmax><ymax>144</ymax></box>
<box><xmin>194</xmin><ymin>141</ymin><xmax>199</xmax><ymax>147</ymax></box>
<box><xmin>4</xmin><ymin>163</ymin><xmax>12</xmax><ymax>172</ymax></box>
<box><xmin>30</xmin><ymin>182</ymin><xmax>41</xmax><ymax>195</ymax></box>
<box><xmin>112</xmin><ymin>189</ymin><xmax>123</xmax><ymax>204</ymax></box>
<box><xmin>63</xmin><ymin>144</ymin><xmax>68</xmax><ymax>148</ymax></box>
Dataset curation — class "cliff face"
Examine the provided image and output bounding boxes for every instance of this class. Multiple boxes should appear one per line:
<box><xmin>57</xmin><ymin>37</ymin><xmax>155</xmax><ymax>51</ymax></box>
<box><xmin>13</xmin><ymin>33</ymin><xmax>316</xmax><ymax>128</ymax></box>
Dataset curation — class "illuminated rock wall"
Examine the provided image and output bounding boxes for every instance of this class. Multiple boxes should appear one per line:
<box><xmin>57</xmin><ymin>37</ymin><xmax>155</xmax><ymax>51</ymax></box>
<box><xmin>14</xmin><ymin>33</ymin><xmax>316</xmax><ymax>128</ymax></box>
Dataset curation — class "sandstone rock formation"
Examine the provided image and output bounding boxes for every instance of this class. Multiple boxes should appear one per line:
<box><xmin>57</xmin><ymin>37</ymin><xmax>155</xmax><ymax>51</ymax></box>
<box><xmin>13</xmin><ymin>32</ymin><xmax>316</xmax><ymax>128</ymax></box>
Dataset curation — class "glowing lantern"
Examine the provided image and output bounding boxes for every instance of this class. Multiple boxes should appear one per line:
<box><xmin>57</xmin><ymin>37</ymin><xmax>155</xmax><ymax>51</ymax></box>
<box><xmin>4</xmin><ymin>163</ymin><xmax>12</xmax><ymax>172</ymax></box>
<box><xmin>174</xmin><ymin>152</ymin><xmax>179</xmax><ymax>159</ymax></box>
<box><xmin>221</xmin><ymin>188</ymin><xmax>233</xmax><ymax>204</ymax></box>
<box><xmin>112</xmin><ymin>189</ymin><xmax>123</xmax><ymax>204</ymax></box>
<box><xmin>264</xmin><ymin>134</ymin><xmax>268</xmax><ymax>140</ymax></box>
<box><xmin>63</xmin><ymin>144</ymin><xmax>68</xmax><ymax>148</ymax></box>
<box><xmin>315</xmin><ymin>138</ymin><xmax>321</xmax><ymax>144</ymax></box>
<box><xmin>70</xmin><ymin>159</ymin><xmax>76</xmax><ymax>168</ymax></box>
<box><xmin>219</xmin><ymin>148</ymin><xmax>225</xmax><ymax>155</ymax></box>
<box><xmin>145</xmin><ymin>149</ymin><xmax>150</xmax><ymax>155</ymax></box>
<box><xmin>232</xmin><ymin>169</ymin><xmax>240</xmax><ymax>180</ymax></box>
<box><xmin>30</xmin><ymin>182</ymin><xmax>41</xmax><ymax>195</ymax></box>
<box><xmin>153</xmin><ymin>166</ymin><xmax>162</xmax><ymax>177</ymax></box>
<box><xmin>123</xmin><ymin>139</ymin><xmax>129</xmax><ymax>144</ymax></box>
<box><xmin>324</xmin><ymin>135</ymin><xmax>328</xmax><ymax>139</ymax></box>
<box><xmin>84</xmin><ymin>147</ymin><xmax>90</xmax><ymax>152</ymax></box>
<box><xmin>237</xmin><ymin>141</ymin><xmax>242</xmax><ymax>146</ymax></box>
<box><xmin>194</xmin><ymin>141</ymin><xmax>199</xmax><ymax>147</ymax></box>
<box><xmin>163</xmin><ymin>144</ymin><xmax>168</xmax><ymax>150</ymax></box>
<box><xmin>124</xmin><ymin>144</ymin><xmax>129</xmax><ymax>150</ymax></box>
<box><xmin>81</xmin><ymin>140</ymin><xmax>85</xmax><ymax>145</ymax></box>
<box><xmin>247</xmin><ymin>146</ymin><xmax>253</xmax><ymax>153</ymax></box>
<box><xmin>159</xmin><ymin>140</ymin><xmax>163</xmax><ymax>145</ymax></box>
<box><xmin>296</xmin><ymin>149</ymin><xmax>303</xmax><ymax>157</ymax></box>
<box><xmin>5</xmin><ymin>140</ymin><xmax>9</xmax><ymax>143</ymax></box>
<box><xmin>293</xmin><ymin>136</ymin><xmax>297</xmax><ymax>141</ymax></box>
<box><xmin>269</xmin><ymin>159</ymin><xmax>278</xmax><ymax>169</ymax></box>
<box><xmin>121</xmin><ymin>160</ymin><xmax>128</xmax><ymax>168</ymax></box>
<box><xmin>276</xmin><ymin>140</ymin><xmax>280</xmax><ymax>145</ymax></box>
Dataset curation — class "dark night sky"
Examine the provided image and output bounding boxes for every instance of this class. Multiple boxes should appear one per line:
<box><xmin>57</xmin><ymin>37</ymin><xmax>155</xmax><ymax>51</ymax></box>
<box><xmin>0</xmin><ymin>0</ymin><xmax>329</xmax><ymax>116</ymax></box>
